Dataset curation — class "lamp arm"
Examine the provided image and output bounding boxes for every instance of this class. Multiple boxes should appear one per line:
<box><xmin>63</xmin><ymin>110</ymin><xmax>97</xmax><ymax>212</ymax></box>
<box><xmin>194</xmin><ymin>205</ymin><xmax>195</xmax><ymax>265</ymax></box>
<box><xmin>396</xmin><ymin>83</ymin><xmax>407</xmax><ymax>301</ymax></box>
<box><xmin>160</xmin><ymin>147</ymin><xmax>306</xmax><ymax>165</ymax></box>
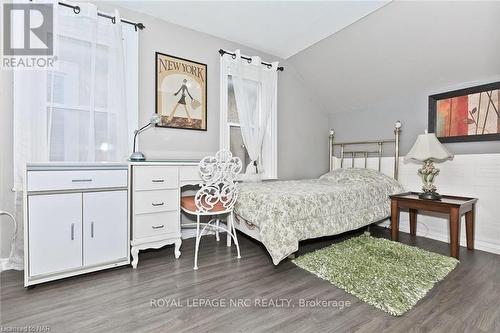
<box><xmin>132</xmin><ymin>122</ymin><xmax>153</xmax><ymax>153</ymax></box>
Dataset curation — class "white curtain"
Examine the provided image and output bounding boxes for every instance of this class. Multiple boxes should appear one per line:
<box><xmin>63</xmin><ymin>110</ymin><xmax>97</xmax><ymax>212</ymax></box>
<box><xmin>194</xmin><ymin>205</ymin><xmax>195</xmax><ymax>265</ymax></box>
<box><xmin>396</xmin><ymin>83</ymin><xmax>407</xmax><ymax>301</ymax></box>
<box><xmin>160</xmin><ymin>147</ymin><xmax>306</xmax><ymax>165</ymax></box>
<box><xmin>9</xmin><ymin>3</ymin><xmax>129</xmax><ymax>270</ymax></box>
<box><xmin>227</xmin><ymin>50</ymin><xmax>278</xmax><ymax>178</ymax></box>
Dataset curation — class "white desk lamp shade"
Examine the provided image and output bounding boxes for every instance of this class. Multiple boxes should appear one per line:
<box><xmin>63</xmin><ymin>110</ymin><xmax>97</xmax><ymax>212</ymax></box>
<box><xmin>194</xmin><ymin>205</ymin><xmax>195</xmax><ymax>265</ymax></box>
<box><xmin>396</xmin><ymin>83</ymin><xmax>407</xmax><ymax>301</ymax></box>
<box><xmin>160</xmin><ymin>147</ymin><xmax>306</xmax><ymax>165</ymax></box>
<box><xmin>405</xmin><ymin>133</ymin><xmax>454</xmax><ymax>162</ymax></box>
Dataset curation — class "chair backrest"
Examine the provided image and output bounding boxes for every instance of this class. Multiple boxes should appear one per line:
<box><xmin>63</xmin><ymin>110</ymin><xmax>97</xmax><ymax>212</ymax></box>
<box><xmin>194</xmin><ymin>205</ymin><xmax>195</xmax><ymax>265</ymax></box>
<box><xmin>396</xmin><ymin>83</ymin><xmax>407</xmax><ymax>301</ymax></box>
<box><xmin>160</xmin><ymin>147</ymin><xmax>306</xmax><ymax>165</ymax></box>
<box><xmin>195</xmin><ymin>150</ymin><xmax>243</xmax><ymax>213</ymax></box>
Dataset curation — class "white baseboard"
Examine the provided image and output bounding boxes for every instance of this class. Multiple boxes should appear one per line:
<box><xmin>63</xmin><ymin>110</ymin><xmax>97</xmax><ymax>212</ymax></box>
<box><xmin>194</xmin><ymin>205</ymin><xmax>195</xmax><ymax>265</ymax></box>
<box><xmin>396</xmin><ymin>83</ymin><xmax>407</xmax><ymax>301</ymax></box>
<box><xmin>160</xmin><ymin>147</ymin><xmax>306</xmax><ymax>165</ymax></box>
<box><xmin>379</xmin><ymin>217</ymin><xmax>500</xmax><ymax>256</ymax></box>
<box><xmin>352</xmin><ymin>153</ymin><xmax>500</xmax><ymax>257</ymax></box>
<box><xmin>0</xmin><ymin>257</ymin><xmax>23</xmax><ymax>272</ymax></box>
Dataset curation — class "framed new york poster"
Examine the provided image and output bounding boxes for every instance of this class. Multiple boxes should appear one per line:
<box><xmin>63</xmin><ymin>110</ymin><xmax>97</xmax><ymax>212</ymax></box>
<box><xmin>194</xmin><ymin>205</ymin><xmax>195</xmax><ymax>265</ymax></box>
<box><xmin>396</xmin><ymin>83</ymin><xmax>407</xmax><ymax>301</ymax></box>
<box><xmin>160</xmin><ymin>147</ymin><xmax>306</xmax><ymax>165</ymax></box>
<box><xmin>428</xmin><ymin>81</ymin><xmax>500</xmax><ymax>143</ymax></box>
<box><xmin>155</xmin><ymin>52</ymin><xmax>207</xmax><ymax>131</ymax></box>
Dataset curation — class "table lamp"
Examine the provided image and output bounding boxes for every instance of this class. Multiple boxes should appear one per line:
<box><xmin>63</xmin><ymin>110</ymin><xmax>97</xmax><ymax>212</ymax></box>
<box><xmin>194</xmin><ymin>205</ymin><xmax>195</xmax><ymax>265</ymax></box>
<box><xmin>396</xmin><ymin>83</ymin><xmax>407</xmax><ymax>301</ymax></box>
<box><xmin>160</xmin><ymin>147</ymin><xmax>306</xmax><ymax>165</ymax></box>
<box><xmin>405</xmin><ymin>131</ymin><xmax>454</xmax><ymax>200</ymax></box>
<box><xmin>129</xmin><ymin>114</ymin><xmax>161</xmax><ymax>161</ymax></box>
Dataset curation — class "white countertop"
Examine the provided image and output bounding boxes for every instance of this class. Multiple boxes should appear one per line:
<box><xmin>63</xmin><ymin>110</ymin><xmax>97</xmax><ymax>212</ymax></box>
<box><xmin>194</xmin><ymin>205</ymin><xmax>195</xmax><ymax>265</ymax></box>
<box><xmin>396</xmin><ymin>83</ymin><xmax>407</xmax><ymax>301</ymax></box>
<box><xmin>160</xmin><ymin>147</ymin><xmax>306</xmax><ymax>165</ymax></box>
<box><xmin>26</xmin><ymin>162</ymin><xmax>128</xmax><ymax>170</ymax></box>
<box><xmin>26</xmin><ymin>160</ymin><xmax>200</xmax><ymax>170</ymax></box>
<box><xmin>129</xmin><ymin>159</ymin><xmax>199</xmax><ymax>166</ymax></box>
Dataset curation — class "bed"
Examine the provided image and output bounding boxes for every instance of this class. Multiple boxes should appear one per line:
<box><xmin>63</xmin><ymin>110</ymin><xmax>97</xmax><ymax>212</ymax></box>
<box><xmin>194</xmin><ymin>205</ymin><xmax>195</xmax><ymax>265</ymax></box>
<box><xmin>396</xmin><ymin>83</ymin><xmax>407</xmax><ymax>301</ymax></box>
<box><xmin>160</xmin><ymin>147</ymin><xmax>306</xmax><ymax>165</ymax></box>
<box><xmin>233</xmin><ymin>121</ymin><xmax>405</xmax><ymax>265</ymax></box>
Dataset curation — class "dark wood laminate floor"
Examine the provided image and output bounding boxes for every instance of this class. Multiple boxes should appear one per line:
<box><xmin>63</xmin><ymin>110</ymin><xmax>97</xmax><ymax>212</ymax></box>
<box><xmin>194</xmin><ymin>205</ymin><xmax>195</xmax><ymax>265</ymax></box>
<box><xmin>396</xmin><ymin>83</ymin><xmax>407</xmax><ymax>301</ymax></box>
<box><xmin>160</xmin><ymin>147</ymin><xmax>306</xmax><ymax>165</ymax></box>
<box><xmin>1</xmin><ymin>226</ymin><xmax>500</xmax><ymax>333</ymax></box>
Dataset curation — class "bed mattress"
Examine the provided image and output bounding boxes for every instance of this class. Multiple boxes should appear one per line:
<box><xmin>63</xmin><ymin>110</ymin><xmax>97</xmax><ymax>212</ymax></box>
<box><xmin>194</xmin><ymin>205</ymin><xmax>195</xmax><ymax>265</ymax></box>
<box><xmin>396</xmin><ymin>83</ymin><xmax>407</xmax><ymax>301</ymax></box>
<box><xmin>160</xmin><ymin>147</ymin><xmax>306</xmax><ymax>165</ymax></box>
<box><xmin>234</xmin><ymin>168</ymin><xmax>405</xmax><ymax>265</ymax></box>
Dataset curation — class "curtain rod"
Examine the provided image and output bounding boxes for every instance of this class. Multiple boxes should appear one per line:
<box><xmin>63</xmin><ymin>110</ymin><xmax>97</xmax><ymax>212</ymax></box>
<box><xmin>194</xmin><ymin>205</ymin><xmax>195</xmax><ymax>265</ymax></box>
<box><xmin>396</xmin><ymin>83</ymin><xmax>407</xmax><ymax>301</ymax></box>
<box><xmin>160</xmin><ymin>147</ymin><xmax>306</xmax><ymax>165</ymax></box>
<box><xmin>218</xmin><ymin>49</ymin><xmax>284</xmax><ymax>72</ymax></box>
<box><xmin>29</xmin><ymin>1</ymin><xmax>145</xmax><ymax>31</ymax></box>
<box><xmin>58</xmin><ymin>1</ymin><xmax>145</xmax><ymax>31</ymax></box>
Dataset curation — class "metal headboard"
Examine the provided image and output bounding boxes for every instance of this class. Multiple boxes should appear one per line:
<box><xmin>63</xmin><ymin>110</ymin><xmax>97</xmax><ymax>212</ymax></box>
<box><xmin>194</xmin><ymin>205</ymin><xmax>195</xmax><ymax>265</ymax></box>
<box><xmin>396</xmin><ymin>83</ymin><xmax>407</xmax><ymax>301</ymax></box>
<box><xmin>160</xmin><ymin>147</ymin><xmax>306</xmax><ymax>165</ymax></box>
<box><xmin>329</xmin><ymin>121</ymin><xmax>402</xmax><ymax>180</ymax></box>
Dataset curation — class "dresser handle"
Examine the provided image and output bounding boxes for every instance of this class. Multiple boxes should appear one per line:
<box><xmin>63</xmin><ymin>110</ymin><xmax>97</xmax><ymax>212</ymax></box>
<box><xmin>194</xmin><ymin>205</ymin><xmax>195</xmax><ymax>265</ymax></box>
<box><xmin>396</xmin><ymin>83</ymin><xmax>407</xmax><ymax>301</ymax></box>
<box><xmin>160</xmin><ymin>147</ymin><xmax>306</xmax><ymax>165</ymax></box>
<box><xmin>152</xmin><ymin>202</ymin><xmax>165</xmax><ymax>206</ymax></box>
<box><xmin>152</xmin><ymin>225</ymin><xmax>164</xmax><ymax>229</ymax></box>
<box><xmin>91</xmin><ymin>222</ymin><xmax>94</xmax><ymax>238</ymax></box>
<box><xmin>152</xmin><ymin>179</ymin><xmax>165</xmax><ymax>183</ymax></box>
<box><xmin>71</xmin><ymin>223</ymin><xmax>75</xmax><ymax>240</ymax></box>
<box><xmin>72</xmin><ymin>179</ymin><xmax>93</xmax><ymax>182</ymax></box>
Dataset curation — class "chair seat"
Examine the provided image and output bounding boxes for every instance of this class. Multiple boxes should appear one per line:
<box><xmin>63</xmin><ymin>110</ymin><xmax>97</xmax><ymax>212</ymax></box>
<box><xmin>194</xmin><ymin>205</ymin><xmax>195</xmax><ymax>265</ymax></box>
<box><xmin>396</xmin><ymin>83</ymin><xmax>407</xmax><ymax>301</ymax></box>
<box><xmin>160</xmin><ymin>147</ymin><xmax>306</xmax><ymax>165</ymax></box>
<box><xmin>181</xmin><ymin>196</ymin><xmax>229</xmax><ymax>213</ymax></box>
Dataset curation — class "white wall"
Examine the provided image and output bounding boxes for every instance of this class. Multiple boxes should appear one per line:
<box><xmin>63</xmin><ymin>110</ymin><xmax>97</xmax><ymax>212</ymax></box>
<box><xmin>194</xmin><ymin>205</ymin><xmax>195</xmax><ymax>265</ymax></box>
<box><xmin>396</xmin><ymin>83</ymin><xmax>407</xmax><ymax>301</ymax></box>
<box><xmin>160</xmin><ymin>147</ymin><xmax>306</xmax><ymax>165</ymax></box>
<box><xmin>291</xmin><ymin>0</ymin><xmax>500</xmax><ymax>252</ymax></box>
<box><xmin>97</xmin><ymin>3</ymin><xmax>330</xmax><ymax>178</ymax></box>
<box><xmin>0</xmin><ymin>70</ymin><xmax>15</xmax><ymax>260</ymax></box>
<box><xmin>394</xmin><ymin>154</ymin><xmax>500</xmax><ymax>255</ymax></box>
<box><xmin>289</xmin><ymin>0</ymin><xmax>500</xmax><ymax>155</ymax></box>
<box><xmin>0</xmin><ymin>4</ymin><xmax>330</xmax><ymax>258</ymax></box>
<box><xmin>334</xmin><ymin>154</ymin><xmax>500</xmax><ymax>255</ymax></box>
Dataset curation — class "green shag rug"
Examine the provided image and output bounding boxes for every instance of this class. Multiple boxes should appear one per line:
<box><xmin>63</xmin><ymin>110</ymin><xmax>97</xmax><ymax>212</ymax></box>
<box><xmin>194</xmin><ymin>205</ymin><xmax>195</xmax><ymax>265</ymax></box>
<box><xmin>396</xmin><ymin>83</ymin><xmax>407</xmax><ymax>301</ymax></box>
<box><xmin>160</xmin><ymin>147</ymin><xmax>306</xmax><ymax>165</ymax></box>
<box><xmin>292</xmin><ymin>235</ymin><xmax>458</xmax><ymax>316</ymax></box>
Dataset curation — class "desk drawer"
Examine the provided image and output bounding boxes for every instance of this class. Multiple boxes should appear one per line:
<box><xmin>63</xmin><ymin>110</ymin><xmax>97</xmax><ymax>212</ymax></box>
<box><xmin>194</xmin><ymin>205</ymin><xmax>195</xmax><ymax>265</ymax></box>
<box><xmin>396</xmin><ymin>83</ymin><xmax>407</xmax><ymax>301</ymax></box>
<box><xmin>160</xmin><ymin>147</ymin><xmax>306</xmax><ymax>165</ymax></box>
<box><xmin>134</xmin><ymin>166</ymin><xmax>178</xmax><ymax>191</ymax></box>
<box><xmin>27</xmin><ymin>169</ymin><xmax>127</xmax><ymax>192</ymax></box>
<box><xmin>134</xmin><ymin>190</ymin><xmax>178</xmax><ymax>214</ymax></box>
<box><xmin>180</xmin><ymin>166</ymin><xmax>201</xmax><ymax>184</ymax></box>
<box><xmin>134</xmin><ymin>211</ymin><xmax>179</xmax><ymax>239</ymax></box>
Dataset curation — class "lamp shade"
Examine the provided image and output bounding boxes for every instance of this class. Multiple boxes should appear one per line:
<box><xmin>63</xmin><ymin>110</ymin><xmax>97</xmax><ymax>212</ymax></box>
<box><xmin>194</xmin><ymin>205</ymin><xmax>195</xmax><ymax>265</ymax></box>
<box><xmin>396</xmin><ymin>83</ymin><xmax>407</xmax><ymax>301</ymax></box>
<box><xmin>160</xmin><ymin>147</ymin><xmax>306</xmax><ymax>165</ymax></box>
<box><xmin>405</xmin><ymin>132</ymin><xmax>454</xmax><ymax>162</ymax></box>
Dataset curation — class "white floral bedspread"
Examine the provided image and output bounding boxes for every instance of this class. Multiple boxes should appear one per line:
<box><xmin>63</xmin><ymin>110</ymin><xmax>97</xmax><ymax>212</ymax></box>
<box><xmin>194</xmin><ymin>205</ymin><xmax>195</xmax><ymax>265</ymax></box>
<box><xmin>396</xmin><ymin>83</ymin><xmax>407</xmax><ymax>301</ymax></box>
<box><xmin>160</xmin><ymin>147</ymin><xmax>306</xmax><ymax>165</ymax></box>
<box><xmin>234</xmin><ymin>168</ymin><xmax>405</xmax><ymax>265</ymax></box>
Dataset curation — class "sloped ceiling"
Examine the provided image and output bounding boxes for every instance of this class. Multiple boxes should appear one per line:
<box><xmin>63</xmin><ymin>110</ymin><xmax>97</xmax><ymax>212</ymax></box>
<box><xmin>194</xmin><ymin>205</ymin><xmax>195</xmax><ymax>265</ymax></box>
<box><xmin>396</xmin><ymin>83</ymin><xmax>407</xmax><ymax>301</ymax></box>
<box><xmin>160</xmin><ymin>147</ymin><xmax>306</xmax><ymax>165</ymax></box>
<box><xmin>288</xmin><ymin>1</ymin><xmax>500</xmax><ymax>114</ymax></box>
<box><xmin>116</xmin><ymin>1</ymin><xmax>389</xmax><ymax>59</ymax></box>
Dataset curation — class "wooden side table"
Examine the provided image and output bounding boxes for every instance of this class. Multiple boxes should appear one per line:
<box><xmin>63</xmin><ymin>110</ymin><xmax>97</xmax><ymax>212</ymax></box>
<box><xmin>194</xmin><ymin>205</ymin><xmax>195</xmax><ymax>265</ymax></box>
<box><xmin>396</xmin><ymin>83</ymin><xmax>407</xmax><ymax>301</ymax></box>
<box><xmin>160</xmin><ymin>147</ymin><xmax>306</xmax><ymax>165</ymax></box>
<box><xmin>390</xmin><ymin>192</ymin><xmax>477</xmax><ymax>259</ymax></box>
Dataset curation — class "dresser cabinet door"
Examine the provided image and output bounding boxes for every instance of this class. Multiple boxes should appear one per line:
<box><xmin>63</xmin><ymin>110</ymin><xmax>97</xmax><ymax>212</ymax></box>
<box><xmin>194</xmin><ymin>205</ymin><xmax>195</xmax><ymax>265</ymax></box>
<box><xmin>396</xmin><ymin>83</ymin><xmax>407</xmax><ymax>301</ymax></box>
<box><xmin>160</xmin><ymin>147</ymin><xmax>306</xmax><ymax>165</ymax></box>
<box><xmin>83</xmin><ymin>191</ymin><xmax>128</xmax><ymax>266</ymax></box>
<box><xmin>28</xmin><ymin>193</ymin><xmax>83</xmax><ymax>276</ymax></box>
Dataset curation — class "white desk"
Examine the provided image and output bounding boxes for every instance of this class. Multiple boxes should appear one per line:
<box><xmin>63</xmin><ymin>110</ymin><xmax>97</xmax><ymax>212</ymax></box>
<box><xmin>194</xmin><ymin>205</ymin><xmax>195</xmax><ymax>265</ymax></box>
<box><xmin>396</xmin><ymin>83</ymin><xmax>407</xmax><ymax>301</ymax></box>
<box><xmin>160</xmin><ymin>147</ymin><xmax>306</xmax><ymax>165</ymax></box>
<box><xmin>129</xmin><ymin>161</ymin><xmax>201</xmax><ymax>268</ymax></box>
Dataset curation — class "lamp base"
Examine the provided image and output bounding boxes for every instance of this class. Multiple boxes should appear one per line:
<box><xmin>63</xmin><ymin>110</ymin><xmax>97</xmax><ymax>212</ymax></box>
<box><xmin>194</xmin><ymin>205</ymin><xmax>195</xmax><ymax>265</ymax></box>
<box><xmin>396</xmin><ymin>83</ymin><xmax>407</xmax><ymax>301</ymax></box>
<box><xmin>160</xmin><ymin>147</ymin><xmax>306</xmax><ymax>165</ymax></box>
<box><xmin>418</xmin><ymin>191</ymin><xmax>442</xmax><ymax>200</ymax></box>
<box><xmin>418</xmin><ymin>160</ymin><xmax>442</xmax><ymax>200</ymax></box>
<box><xmin>129</xmin><ymin>152</ymin><xmax>146</xmax><ymax>161</ymax></box>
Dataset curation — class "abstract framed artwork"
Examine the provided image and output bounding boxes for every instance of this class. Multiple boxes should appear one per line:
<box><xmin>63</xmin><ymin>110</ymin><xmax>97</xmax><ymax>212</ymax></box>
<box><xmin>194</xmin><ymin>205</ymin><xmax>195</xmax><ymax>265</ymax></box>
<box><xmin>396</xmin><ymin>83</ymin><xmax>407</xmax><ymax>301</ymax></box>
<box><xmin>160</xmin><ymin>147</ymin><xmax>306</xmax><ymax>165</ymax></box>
<box><xmin>428</xmin><ymin>81</ymin><xmax>500</xmax><ymax>143</ymax></box>
<box><xmin>155</xmin><ymin>52</ymin><xmax>207</xmax><ymax>131</ymax></box>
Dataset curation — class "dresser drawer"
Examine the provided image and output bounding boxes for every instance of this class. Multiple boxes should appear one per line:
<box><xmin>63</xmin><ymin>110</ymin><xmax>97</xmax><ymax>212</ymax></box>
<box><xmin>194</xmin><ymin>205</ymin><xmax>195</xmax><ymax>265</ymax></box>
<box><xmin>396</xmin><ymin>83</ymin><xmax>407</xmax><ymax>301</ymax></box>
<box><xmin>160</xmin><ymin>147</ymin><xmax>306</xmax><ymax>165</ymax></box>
<box><xmin>134</xmin><ymin>190</ymin><xmax>178</xmax><ymax>214</ymax></box>
<box><xmin>134</xmin><ymin>166</ymin><xmax>178</xmax><ymax>190</ymax></box>
<box><xmin>134</xmin><ymin>211</ymin><xmax>179</xmax><ymax>239</ymax></box>
<box><xmin>27</xmin><ymin>169</ymin><xmax>127</xmax><ymax>192</ymax></box>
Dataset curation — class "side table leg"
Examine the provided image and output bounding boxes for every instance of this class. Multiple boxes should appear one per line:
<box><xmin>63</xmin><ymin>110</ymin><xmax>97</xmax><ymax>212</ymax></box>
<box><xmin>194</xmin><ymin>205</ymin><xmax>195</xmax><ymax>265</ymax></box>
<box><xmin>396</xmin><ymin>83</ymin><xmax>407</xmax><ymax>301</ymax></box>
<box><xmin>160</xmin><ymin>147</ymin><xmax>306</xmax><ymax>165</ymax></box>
<box><xmin>409</xmin><ymin>208</ymin><xmax>417</xmax><ymax>236</ymax></box>
<box><xmin>391</xmin><ymin>199</ymin><xmax>399</xmax><ymax>241</ymax></box>
<box><xmin>465</xmin><ymin>206</ymin><xmax>475</xmax><ymax>250</ymax></box>
<box><xmin>449</xmin><ymin>208</ymin><xmax>460</xmax><ymax>259</ymax></box>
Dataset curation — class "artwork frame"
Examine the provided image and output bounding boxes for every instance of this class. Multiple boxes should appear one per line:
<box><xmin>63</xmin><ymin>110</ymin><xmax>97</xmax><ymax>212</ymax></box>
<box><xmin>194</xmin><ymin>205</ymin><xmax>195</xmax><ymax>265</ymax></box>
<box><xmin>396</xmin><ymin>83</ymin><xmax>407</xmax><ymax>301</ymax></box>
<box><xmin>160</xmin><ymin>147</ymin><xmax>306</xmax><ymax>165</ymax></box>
<box><xmin>155</xmin><ymin>52</ymin><xmax>207</xmax><ymax>131</ymax></box>
<box><xmin>428</xmin><ymin>81</ymin><xmax>500</xmax><ymax>143</ymax></box>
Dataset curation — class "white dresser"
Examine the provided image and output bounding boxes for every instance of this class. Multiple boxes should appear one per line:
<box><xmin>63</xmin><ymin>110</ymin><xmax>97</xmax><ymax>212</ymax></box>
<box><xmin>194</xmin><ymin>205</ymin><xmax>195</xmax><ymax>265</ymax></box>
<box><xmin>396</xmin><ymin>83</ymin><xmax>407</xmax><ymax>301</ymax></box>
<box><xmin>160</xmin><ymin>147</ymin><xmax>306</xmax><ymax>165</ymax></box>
<box><xmin>129</xmin><ymin>161</ymin><xmax>201</xmax><ymax>268</ymax></box>
<box><xmin>24</xmin><ymin>163</ymin><xmax>129</xmax><ymax>287</ymax></box>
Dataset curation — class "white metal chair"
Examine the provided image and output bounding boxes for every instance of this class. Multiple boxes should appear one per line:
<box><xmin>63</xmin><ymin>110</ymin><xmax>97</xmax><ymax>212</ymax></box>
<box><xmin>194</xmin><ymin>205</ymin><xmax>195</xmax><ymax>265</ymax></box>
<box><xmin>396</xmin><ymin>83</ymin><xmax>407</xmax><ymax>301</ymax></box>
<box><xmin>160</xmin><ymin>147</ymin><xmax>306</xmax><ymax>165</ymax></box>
<box><xmin>181</xmin><ymin>150</ymin><xmax>242</xmax><ymax>270</ymax></box>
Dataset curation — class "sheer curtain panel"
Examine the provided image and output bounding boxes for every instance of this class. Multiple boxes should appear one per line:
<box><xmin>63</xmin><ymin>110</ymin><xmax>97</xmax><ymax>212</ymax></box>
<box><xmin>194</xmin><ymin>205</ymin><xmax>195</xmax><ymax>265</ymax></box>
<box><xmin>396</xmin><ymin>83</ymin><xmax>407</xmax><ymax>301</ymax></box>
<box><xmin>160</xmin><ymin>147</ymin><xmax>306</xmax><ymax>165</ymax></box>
<box><xmin>10</xmin><ymin>3</ymin><xmax>133</xmax><ymax>270</ymax></box>
<box><xmin>225</xmin><ymin>50</ymin><xmax>278</xmax><ymax>180</ymax></box>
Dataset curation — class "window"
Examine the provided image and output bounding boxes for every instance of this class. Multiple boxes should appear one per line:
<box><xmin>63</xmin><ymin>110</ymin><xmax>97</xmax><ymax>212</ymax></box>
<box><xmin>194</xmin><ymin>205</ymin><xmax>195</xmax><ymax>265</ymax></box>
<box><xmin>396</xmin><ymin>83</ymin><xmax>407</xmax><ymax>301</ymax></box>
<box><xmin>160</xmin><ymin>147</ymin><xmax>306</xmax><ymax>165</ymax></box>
<box><xmin>46</xmin><ymin>21</ymin><xmax>138</xmax><ymax>162</ymax></box>
<box><xmin>13</xmin><ymin>8</ymin><xmax>138</xmax><ymax>164</ymax></box>
<box><xmin>220</xmin><ymin>57</ymin><xmax>278</xmax><ymax>180</ymax></box>
<box><xmin>227</xmin><ymin>76</ymin><xmax>252</xmax><ymax>167</ymax></box>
